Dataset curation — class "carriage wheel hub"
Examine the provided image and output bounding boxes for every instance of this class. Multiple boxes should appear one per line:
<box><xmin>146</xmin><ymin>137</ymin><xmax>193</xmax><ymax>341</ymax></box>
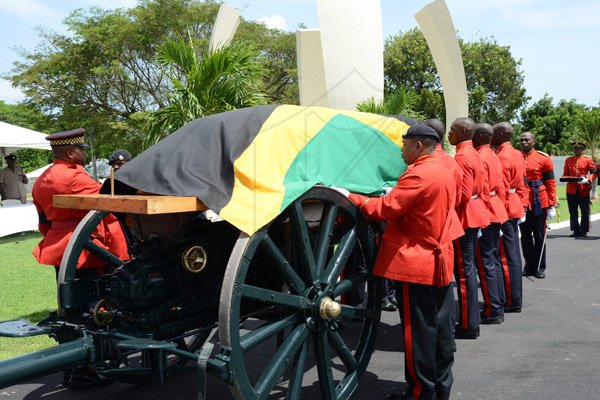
<box><xmin>319</xmin><ymin>296</ymin><xmax>341</xmax><ymax>320</ymax></box>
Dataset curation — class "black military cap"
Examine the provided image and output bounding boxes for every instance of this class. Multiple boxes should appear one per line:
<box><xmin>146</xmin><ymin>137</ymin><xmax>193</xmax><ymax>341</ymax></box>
<box><xmin>108</xmin><ymin>149</ymin><xmax>132</xmax><ymax>166</ymax></box>
<box><xmin>45</xmin><ymin>128</ymin><xmax>89</xmax><ymax>147</ymax></box>
<box><xmin>4</xmin><ymin>154</ymin><xmax>16</xmax><ymax>161</ymax></box>
<box><xmin>571</xmin><ymin>141</ymin><xmax>586</xmax><ymax>149</ymax></box>
<box><xmin>403</xmin><ymin>124</ymin><xmax>440</xmax><ymax>143</ymax></box>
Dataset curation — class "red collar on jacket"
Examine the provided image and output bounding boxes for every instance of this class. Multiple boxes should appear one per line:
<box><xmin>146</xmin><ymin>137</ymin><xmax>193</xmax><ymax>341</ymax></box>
<box><xmin>455</xmin><ymin>140</ymin><xmax>473</xmax><ymax>151</ymax></box>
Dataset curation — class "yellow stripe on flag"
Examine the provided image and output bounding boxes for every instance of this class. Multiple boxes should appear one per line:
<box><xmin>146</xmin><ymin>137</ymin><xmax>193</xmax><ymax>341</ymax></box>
<box><xmin>219</xmin><ymin>105</ymin><xmax>410</xmax><ymax>234</ymax></box>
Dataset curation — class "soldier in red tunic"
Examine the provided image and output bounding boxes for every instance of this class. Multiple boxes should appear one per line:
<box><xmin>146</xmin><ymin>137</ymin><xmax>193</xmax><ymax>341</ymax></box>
<box><xmin>32</xmin><ymin>128</ymin><xmax>129</xmax><ymax>277</ymax></box>
<box><xmin>492</xmin><ymin>122</ymin><xmax>527</xmax><ymax>313</ymax></box>
<box><xmin>448</xmin><ymin>117</ymin><xmax>490</xmax><ymax>339</ymax></box>
<box><xmin>520</xmin><ymin>132</ymin><xmax>556</xmax><ymax>279</ymax></box>
<box><xmin>562</xmin><ymin>141</ymin><xmax>596</xmax><ymax>237</ymax></box>
<box><xmin>473</xmin><ymin>123</ymin><xmax>508</xmax><ymax>324</ymax></box>
<box><xmin>347</xmin><ymin>124</ymin><xmax>463</xmax><ymax>400</ymax></box>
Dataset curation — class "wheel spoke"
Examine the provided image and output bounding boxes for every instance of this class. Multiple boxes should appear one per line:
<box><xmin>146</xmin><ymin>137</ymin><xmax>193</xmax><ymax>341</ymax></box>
<box><xmin>285</xmin><ymin>339</ymin><xmax>309</xmax><ymax>400</ymax></box>
<box><xmin>260</xmin><ymin>236</ymin><xmax>306</xmax><ymax>295</ymax></box>
<box><xmin>322</xmin><ymin>228</ymin><xmax>356</xmax><ymax>287</ymax></box>
<box><xmin>254</xmin><ymin>324</ymin><xmax>310</xmax><ymax>399</ymax></box>
<box><xmin>332</xmin><ymin>270</ymin><xmax>370</xmax><ymax>298</ymax></box>
<box><xmin>240</xmin><ymin>313</ymin><xmax>302</xmax><ymax>352</ymax></box>
<box><xmin>314</xmin><ymin>205</ymin><xmax>338</xmax><ymax>271</ymax></box>
<box><xmin>84</xmin><ymin>240</ymin><xmax>124</xmax><ymax>267</ymax></box>
<box><xmin>328</xmin><ymin>330</ymin><xmax>358</xmax><ymax>372</ymax></box>
<box><xmin>313</xmin><ymin>330</ymin><xmax>336</xmax><ymax>399</ymax></box>
<box><xmin>240</xmin><ymin>284</ymin><xmax>310</xmax><ymax>310</ymax></box>
<box><xmin>340</xmin><ymin>304</ymin><xmax>376</xmax><ymax>320</ymax></box>
<box><xmin>289</xmin><ymin>201</ymin><xmax>317</xmax><ymax>283</ymax></box>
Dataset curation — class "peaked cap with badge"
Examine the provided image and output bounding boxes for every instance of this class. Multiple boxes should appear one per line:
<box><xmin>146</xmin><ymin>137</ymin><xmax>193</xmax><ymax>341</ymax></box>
<box><xmin>45</xmin><ymin>128</ymin><xmax>89</xmax><ymax>147</ymax></box>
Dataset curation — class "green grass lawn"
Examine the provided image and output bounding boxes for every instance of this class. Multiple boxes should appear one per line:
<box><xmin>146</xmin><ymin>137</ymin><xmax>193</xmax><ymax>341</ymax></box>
<box><xmin>548</xmin><ymin>185</ymin><xmax>600</xmax><ymax>224</ymax></box>
<box><xmin>0</xmin><ymin>232</ymin><xmax>56</xmax><ymax>360</ymax></box>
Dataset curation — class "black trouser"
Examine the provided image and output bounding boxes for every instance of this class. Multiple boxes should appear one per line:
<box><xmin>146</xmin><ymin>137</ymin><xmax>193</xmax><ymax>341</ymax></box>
<box><xmin>476</xmin><ymin>223</ymin><xmax>504</xmax><ymax>319</ymax></box>
<box><xmin>500</xmin><ymin>218</ymin><xmax>523</xmax><ymax>308</ymax></box>
<box><xmin>395</xmin><ymin>281</ymin><xmax>454</xmax><ymax>400</ymax></box>
<box><xmin>567</xmin><ymin>189</ymin><xmax>590</xmax><ymax>234</ymax></box>
<box><xmin>454</xmin><ymin>228</ymin><xmax>480</xmax><ymax>330</ymax></box>
<box><xmin>520</xmin><ymin>208</ymin><xmax>547</xmax><ymax>274</ymax></box>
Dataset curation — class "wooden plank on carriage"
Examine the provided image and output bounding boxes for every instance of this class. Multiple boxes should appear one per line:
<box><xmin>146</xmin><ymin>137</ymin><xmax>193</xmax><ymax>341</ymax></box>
<box><xmin>53</xmin><ymin>194</ymin><xmax>208</xmax><ymax>214</ymax></box>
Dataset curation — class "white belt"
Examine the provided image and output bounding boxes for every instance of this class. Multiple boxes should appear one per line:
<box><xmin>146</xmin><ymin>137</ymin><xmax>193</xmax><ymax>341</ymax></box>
<box><xmin>509</xmin><ymin>188</ymin><xmax>516</xmax><ymax>193</ymax></box>
<box><xmin>490</xmin><ymin>191</ymin><xmax>497</xmax><ymax>196</ymax></box>
<box><xmin>471</xmin><ymin>194</ymin><xmax>479</xmax><ymax>199</ymax></box>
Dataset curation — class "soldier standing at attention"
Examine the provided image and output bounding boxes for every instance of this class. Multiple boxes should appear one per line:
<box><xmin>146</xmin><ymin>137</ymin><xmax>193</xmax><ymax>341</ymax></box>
<box><xmin>519</xmin><ymin>132</ymin><xmax>556</xmax><ymax>279</ymax></box>
<box><xmin>473</xmin><ymin>123</ymin><xmax>508</xmax><ymax>324</ymax></box>
<box><xmin>346</xmin><ymin>124</ymin><xmax>463</xmax><ymax>400</ymax></box>
<box><xmin>32</xmin><ymin>128</ymin><xmax>129</xmax><ymax>278</ymax></box>
<box><xmin>448</xmin><ymin>117</ymin><xmax>490</xmax><ymax>339</ymax></box>
<box><xmin>562</xmin><ymin>141</ymin><xmax>596</xmax><ymax>237</ymax></box>
<box><xmin>492</xmin><ymin>122</ymin><xmax>527</xmax><ymax>313</ymax></box>
<box><xmin>0</xmin><ymin>154</ymin><xmax>28</xmax><ymax>204</ymax></box>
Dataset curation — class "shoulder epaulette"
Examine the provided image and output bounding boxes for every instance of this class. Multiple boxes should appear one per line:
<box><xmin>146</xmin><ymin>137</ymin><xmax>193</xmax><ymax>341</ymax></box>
<box><xmin>538</xmin><ymin>151</ymin><xmax>549</xmax><ymax>157</ymax></box>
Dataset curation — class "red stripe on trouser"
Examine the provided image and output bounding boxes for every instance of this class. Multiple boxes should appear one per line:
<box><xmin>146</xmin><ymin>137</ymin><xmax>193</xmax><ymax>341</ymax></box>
<box><xmin>475</xmin><ymin>243</ymin><xmax>491</xmax><ymax>318</ymax></box>
<box><xmin>402</xmin><ymin>283</ymin><xmax>422</xmax><ymax>399</ymax></box>
<box><xmin>499</xmin><ymin>240</ymin><xmax>512</xmax><ymax>306</ymax></box>
<box><xmin>455</xmin><ymin>240</ymin><xmax>469</xmax><ymax>329</ymax></box>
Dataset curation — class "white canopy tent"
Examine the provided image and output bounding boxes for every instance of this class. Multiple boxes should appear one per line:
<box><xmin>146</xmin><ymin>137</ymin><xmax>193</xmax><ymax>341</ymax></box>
<box><xmin>0</xmin><ymin>121</ymin><xmax>51</xmax><ymax>157</ymax></box>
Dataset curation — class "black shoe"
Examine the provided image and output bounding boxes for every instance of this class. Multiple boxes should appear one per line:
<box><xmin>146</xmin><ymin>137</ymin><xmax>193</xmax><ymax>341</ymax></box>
<box><xmin>382</xmin><ymin>298</ymin><xmax>398</xmax><ymax>312</ymax></box>
<box><xmin>580</xmin><ymin>232</ymin><xmax>588</xmax><ymax>237</ymax></box>
<box><xmin>455</xmin><ymin>326</ymin><xmax>480</xmax><ymax>339</ymax></box>
<box><xmin>504</xmin><ymin>306</ymin><xmax>522</xmax><ymax>313</ymax></box>
<box><xmin>535</xmin><ymin>271</ymin><xmax>545</xmax><ymax>279</ymax></box>
<box><xmin>480</xmin><ymin>314</ymin><xmax>503</xmax><ymax>324</ymax></box>
<box><xmin>522</xmin><ymin>269</ymin><xmax>534</xmax><ymax>276</ymax></box>
<box><xmin>569</xmin><ymin>231</ymin><xmax>581</xmax><ymax>237</ymax></box>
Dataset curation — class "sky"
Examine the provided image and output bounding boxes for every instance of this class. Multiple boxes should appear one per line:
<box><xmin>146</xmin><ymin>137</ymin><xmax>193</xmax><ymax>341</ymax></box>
<box><xmin>0</xmin><ymin>0</ymin><xmax>599</xmax><ymax>107</ymax></box>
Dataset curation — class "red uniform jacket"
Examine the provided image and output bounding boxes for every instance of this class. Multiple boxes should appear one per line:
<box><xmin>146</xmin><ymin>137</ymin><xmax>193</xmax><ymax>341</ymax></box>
<box><xmin>434</xmin><ymin>144</ymin><xmax>463</xmax><ymax>206</ymax></box>
<box><xmin>349</xmin><ymin>155</ymin><xmax>464</xmax><ymax>286</ymax></box>
<box><xmin>562</xmin><ymin>155</ymin><xmax>596</xmax><ymax>197</ymax></box>
<box><xmin>522</xmin><ymin>149</ymin><xmax>556</xmax><ymax>209</ymax></box>
<box><xmin>496</xmin><ymin>142</ymin><xmax>527</xmax><ymax>219</ymax></box>
<box><xmin>477</xmin><ymin>144</ymin><xmax>508</xmax><ymax>224</ymax></box>
<box><xmin>32</xmin><ymin>160</ymin><xmax>129</xmax><ymax>268</ymax></box>
<box><xmin>454</xmin><ymin>141</ymin><xmax>490</xmax><ymax>229</ymax></box>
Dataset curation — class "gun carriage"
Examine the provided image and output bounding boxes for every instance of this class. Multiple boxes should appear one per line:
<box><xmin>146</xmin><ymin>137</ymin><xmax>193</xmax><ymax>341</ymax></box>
<box><xmin>0</xmin><ymin>105</ymin><xmax>412</xmax><ymax>399</ymax></box>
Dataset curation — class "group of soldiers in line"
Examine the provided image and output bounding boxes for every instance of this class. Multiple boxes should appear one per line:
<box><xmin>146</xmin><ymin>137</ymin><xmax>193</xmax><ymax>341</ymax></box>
<box><xmin>344</xmin><ymin>116</ymin><xmax>597</xmax><ymax>400</ymax></box>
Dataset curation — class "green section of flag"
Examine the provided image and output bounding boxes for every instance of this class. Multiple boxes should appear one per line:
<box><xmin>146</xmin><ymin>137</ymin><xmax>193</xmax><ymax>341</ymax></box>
<box><xmin>282</xmin><ymin>114</ymin><xmax>407</xmax><ymax>211</ymax></box>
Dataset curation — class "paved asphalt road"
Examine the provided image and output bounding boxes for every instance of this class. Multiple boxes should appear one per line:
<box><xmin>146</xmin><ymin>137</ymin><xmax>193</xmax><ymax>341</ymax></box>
<box><xmin>2</xmin><ymin>223</ymin><xmax>600</xmax><ymax>400</ymax></box>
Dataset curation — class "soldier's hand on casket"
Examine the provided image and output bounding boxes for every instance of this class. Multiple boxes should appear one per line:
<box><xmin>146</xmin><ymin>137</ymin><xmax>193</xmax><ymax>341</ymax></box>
<box><xmin>580</xmin><ymin>177</ymin><xmax>590</xmax><ymax>184</ymax></box>
<box><xmin>547</xmin><ymin>207</ymin><xmax>556</xmax><ymax>221</ymax></box>
<box><xmin>330</xmin><ymin>186</ymin><xmax>350</xmax><ymax>197</ymax></box>
<box><xmin>203</xmin><ymin>209</ymin><xmax>222</xmax><ymax>222</ymax></box>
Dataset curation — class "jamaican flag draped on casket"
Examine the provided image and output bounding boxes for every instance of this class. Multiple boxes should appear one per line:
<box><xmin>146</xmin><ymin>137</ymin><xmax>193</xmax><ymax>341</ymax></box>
<box><xmin>110</xmin><ymin>105</ymin><xmax>412</xmax><ymax>235</ymax></box>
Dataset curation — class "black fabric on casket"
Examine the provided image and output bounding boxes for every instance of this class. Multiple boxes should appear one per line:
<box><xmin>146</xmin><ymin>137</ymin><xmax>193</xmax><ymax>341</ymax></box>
<box><xmin>100</xmin><ymin>105</ymin><xmax>278</xmax><ymax>212</ymax></box>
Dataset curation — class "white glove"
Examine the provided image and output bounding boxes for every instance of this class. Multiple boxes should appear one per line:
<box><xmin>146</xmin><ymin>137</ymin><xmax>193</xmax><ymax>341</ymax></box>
<box><xmin>383</xmin><ymin>186</ymin><xmax>393</xmax><ymax>195</ymax></box>
<box><xmin>518</xmin><ymin>214</ymin><xmax>526</xmax><ymax>224</ymax></box>
<box><xmin>330</xmin><ymin>186</ymin><xmax>350</xmax><ymax>197</ymax></box>
<box><xmin>477</xmin><ymin>229</ymin><xmax>482</xmax><ymax>238</ymax></box>
<box><xmin>580</xmin><ymin>177</ymin><xmax>590</xmax><ymax>184</ymax></box>
<box><xmin>547</xmin><ymin>207</ymin><xmax>556</xmax><ymax>220</ymax></box>
<box><xmin>203</xmin><ymin>209</ymin><xmax>222</xmax><ymax>222</ymax></box>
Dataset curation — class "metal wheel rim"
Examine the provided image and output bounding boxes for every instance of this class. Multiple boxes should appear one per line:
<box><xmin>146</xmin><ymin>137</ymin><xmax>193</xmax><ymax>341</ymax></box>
<box><xmin>219</xmin><ymin>186</ymin><xmax>382</xmax><ymax>400</ymax></box>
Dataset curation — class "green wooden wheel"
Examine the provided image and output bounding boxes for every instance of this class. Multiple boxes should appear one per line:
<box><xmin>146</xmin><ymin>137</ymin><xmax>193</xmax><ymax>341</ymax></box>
<box><xmin>57</xmin><ymin>210</ymin><xmax>127</xmax><ymax>312</ymax></box>
<box><xmin>219</xmin><ymin>186</ymin><xmax>382</xmax><ymax>400</ymax></box>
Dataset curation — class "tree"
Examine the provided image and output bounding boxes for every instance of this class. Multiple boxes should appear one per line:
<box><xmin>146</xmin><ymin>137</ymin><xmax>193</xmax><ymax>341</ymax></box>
<box><xmin>144</xmin><ymin>38</ymin><xmax>266</xmax><ymax>145</ymax></box>
<box><xmin>6</xmin><ymin>0</ymin><xmax>298</xmax><ymax>156</ymax></box>
<box><xmin>356</xmin><ymin>87</ymin><xmax>424</xmax><ymax>119</ymax></box>
<box><xmin>384</xmin><ymin>29</ymin><xmax>528</xmax><ymax>124</ymax></box>
<box><xmin>519</xmin><ymin>96</ymin><xmax>587</xmax><ymax>155</ymax></box>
